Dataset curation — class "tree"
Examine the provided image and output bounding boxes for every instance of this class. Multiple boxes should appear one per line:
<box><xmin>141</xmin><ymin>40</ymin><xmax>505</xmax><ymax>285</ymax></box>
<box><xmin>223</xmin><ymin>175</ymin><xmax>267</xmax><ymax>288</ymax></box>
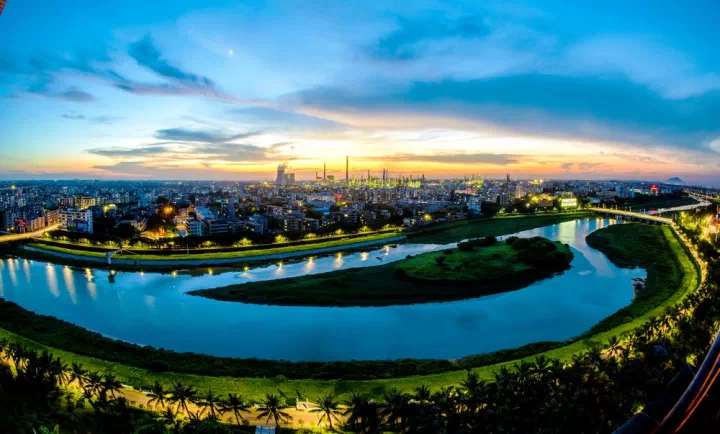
<box><xmin>169</xmin><ymin>381</ymin><xmax>198</xmax><ymax>418</ymax></box>
<box><xmin>219</xmin><ymin>393</ymin><xmax>251</xmax><ymax>427</ymax></box>
<box><xmin>146</xmin><ymin>381</ymin><xmax>168</xmax><ymax>409</ymax></box>
<box><xmin>310</xmin><ymin>393</ymin><xmax>342</xmax><ymax>430</ymax></box>
<box><xmin>256</xmin><ymin>393</ymin><xmax>292</xmax><ymax>427</ymax></box>
<box><xmin>102</xmin><ymin>373</ymin><xmax>123</xmax><ymax>399</ymax></box>
<box><xmin>198</xmin><ymin>389</ymin><xmax>223</xmax><ymax>419</ymax></box>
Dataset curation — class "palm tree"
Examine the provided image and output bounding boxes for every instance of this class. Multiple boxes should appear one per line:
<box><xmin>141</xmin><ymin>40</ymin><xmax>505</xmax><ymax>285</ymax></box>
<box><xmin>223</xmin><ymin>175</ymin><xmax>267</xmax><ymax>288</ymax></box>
<box><xmin>256</xmin><ymin>393</ymin><xmax>292</xmax><ymax>427</ymax></box>
<box><xmin>157</xmin><ymin>407</ymin><xmax>183</xmax><ymax>432</ymax></box>
<box><xmin>310</xmin><ymin>393</ymin><xmax>342</xmax><ymax>430</ymax></box>
<box><xmin>344</xmin><ymin>392</ymin><xmax>378</xmax><ymax>433</ymax></box>
<box><xmin>68</xmin><ymin>362</ymin><xmax>88</xmax><ymax>388</ymax></box>
<box><xmin>101</xmin><ymin>373</ymin><xmax>123</xmax><ymax>399</ymax></box>
<box><xmin>146</xmin><ymin>381</ymin><xmax>168</xmax><ymax>409</ymax></box>
<box><xmin>198</xmin><ymin>389</ymin><xmax>223</xmax><ymax>419</ymax></box>
<box><xmin>413</xmin><ymin>385</ymin><xmax>431</xmax><ymax>405</ymax></box>
<box><xmin>219</xmin><ymin>393</ymin><xmax>251</xmax><ymax>427</ymax></box>
<box><xmin>85</xmin><ymin>371</ymin><xmax>105</xmax><ymax>398</ymax></box>
<box><xmin>604</xmin><ymin>336</ymin><xmax>622</xmax><ymax>360</ymax></box>
<box><xmin>169</xmin><ymin>381</ymin><xmax>198</xmax><ymax>418</ymax></box>
<box><xmin>380</xmin><ymin>388</ymin><xmax>411</xmax><ymax>431</ymax></box>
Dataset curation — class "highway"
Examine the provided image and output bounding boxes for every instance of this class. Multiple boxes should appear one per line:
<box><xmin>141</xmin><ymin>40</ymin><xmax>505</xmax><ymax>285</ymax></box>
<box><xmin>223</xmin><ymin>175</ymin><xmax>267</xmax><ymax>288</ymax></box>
<box><xmin>0</xmin><ymin>224</ymin><xmax>59</xmax><ymax>244</ymax></box>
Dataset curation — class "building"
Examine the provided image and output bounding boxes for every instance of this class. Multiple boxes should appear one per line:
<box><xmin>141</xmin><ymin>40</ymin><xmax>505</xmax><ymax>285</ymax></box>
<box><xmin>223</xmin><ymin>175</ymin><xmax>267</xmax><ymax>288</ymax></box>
<box><xmin>59</xmin><ymin>209</ymin><xmax>94</xmax><ymax>233</ymax></box>
<box><xmin>28</xmin><ymin>215</ymin><xmax>46</xmax><ymax>232</ymax></box>
<box><xmin>276</xmin><ymin>164</ymin><xmax>287</xmax><ymax>185</ymax></box>
<box><xmin>204</xmin><ymin>219</ymin><xmax>230</xmax><ymax>237</ymax></box>
<box><xmin>186</xmin><ymin>219</ymin><xmax>203</xmax><ymax>237</ymax></box>
<box><xmin>44</xmin><ymin>208</ymin><xmax>59</xmax><ymax>226</ymax></box>
<box><xmin>76</xmin><ymin>196</ymin><xmax>96</xmax><ymax>210</ymax></box>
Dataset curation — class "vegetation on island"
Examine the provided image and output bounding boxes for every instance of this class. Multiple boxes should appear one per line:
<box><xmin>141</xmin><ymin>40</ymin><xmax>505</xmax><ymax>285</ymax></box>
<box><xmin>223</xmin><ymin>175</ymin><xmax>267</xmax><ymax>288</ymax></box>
<box><xmin>394</xmin><ymin>235</ymin><xmax>573</xmax><ymax>284</ymax></box>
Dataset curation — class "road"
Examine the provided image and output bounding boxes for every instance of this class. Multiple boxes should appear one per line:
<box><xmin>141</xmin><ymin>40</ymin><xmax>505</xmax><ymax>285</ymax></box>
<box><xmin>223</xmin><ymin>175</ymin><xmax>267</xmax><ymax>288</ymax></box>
<box><xmin>0</xmin><ymin>224</ymin><xmax>59</xmax><ymax>244</ymax></box>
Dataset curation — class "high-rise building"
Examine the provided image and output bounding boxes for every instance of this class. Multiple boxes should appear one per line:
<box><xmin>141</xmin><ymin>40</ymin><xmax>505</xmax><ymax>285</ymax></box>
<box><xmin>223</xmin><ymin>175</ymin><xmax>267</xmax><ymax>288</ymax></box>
<box><xmin>59</xmin><ymin>209</ymin><xmax>93</xmax><ymax>234</ymax></box>
<box><xmin>276</xmin><ymin>164</ymin><xmax>287</xmax><ymax>185</ymax></box>
<box><xmin>345</xmin><ymin>156</ymin><xmax>349</xmax><ymax>184</ymax></box>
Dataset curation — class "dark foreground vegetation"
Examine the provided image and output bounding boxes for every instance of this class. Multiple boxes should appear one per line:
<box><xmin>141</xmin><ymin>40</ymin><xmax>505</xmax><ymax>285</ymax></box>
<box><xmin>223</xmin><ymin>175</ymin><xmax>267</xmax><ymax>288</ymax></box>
<box><xmin>2</xmin><ymin>224</ymin><xmax>719</xmax><ymax>433</ymax></box>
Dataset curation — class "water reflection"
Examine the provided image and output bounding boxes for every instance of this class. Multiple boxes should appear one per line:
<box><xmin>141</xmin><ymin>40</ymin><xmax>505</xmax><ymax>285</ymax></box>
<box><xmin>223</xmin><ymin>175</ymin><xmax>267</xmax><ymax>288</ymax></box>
<box><xmin>0</xmin><ymin>218</ymin><xmax>644</xmax><ymax>362</ymax></box>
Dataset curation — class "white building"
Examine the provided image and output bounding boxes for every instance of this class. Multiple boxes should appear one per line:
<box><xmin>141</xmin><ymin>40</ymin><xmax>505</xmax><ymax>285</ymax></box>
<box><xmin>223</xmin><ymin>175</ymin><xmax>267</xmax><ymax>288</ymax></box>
<box><xmin>59</xmin><ymin>209</ymin><xmax>93</xmax><ymax>233</ymax></box>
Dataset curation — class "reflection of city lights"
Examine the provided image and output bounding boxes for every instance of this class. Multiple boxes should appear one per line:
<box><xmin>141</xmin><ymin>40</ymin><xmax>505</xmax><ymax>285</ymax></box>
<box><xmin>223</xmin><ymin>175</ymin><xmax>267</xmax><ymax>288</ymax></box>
<box><xmin>361</xmin><ymin>252</ymin><xmax>368</xmax><ymax>261</ymax></box>
<box><xmin>171</xmin><ymin>271</ymin><xmax>178</xmax><ymax>277</ymax></box>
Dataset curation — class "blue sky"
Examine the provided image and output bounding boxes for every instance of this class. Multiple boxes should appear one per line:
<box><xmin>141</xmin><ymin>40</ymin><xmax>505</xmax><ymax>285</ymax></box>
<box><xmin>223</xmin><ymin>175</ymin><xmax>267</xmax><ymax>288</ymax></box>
<box><xmin>1</xmin><ymin>0</ymin><xmax>719</xmax><ymax>184</ymax></box>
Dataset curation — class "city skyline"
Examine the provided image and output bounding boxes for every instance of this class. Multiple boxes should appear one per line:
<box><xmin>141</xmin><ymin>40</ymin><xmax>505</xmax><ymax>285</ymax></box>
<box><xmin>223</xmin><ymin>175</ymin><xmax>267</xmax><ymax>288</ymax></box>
<box><xmin>1</xmin><ymin>1</ymin><xmax>720</xmax><ymax>184</ymax></box>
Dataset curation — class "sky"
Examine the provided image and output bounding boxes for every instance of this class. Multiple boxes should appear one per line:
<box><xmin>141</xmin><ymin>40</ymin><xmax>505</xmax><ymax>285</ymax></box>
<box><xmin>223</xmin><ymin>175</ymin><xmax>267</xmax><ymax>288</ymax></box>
<box><xmin>1</xmin><ymin>0</ymin><xmax>719</xmax><ymax>184</ymax></box>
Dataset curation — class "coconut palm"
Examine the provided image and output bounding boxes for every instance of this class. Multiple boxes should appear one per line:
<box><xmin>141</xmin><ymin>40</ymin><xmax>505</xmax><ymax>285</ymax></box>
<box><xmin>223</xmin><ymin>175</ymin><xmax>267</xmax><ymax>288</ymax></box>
<box><xmin>157</xmin><ymin>407</ymin><xmax>183</xmax><ymax>432</ymax></box>
<box><xmin>101</xmin><ymin>373</ymin><xmax>123</xmax><ymax>399</ymax></box>
<box><xmin>256</xmin><ymin>393</ymin><xmax>292</xmax><ymax>427</ymax></box>
<box><xmin>380</xmin><ymin>388</ymin><xmax>412</xmax><ymax>431</ymax></box>
<box><xmin>219</xmin><ymin>393</ymin><xmax>251</xmax><ymax>427</ymax></box>
<box><xmin>146</xmin><ymin>381</ymin><xmax>168</xmax><ymax>409</ymax></box>
<box><xmin>169</xmin><ymin>382</ymin><xmax>198</xmax><ymax>418</ymax></box>
<box><xmin>85</xmin><ymin>371</ymin><xmax>105</xmax><ymax>398</ymax></box>
<box><xmin>68</xmin><ymin>362</ymin><xmax>88</xmax><ymax>388</ymax></box>
<box><xmin>198</xmin><ymin>389</ymin><xmax>223</xmax><ymax>419</ymax></box>
<box><xmin>310</xmin><ymin>393</ymin><xmax>342</xmax><ymax>430</ymax></box>
<box><xmin>412</xmin><ymin>385</ymin><xmax>431</xmax><ymax>405</ymax></box>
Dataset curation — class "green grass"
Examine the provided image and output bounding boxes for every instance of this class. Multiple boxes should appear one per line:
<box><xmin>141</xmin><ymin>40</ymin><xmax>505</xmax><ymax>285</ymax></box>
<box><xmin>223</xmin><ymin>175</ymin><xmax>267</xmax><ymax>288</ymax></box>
<box><xmin>396</xmin><ymin>238</ymin><xmax>571</xmax><ymax>282</ymax></box>
<box><xmin>582</xmin><ymin>223</ymin><xmax>697</xmax><ymax>336</ymax></box>
<box><xmin>407</xmin><ymin>212</ymin><xmax>592</xmax><ymax>244</ymax></box>
<box><xmin>23</xmin><ymin>232</ymin><xmax>400</xmax><ymax>262</ymax></box>
<box><xmin>0</xmin><ymin>221</ymin><xmax>701</xmax><ymax>402</ymax></box>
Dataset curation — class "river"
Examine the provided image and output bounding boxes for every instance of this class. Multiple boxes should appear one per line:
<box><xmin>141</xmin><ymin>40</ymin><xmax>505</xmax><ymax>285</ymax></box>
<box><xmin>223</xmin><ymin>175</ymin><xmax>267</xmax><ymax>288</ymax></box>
<box><xmin>0</xmin><ymin>217</ymin><xmax>643</xmax><ymax>361</ymax></box>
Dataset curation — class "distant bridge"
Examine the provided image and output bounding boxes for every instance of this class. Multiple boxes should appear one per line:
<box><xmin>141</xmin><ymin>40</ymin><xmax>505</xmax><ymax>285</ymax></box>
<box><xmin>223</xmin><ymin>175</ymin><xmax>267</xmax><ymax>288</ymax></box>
<box><xmin>589</xmin><ymin>208</ymin><xmax>674</xmax><ymax>225</ymax></box>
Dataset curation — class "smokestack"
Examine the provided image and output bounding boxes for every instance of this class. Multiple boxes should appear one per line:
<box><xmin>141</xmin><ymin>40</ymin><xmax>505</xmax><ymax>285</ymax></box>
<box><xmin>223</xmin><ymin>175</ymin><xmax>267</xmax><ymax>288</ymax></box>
<box><xmin>346</xmin><ymin>156</ymin><xmax>349</xmax><ymax>184</ymax></box>
<box><xmin>323</xmin><ymin>163</ymin><xmax>326</xmax><ymax>180</ymax></box>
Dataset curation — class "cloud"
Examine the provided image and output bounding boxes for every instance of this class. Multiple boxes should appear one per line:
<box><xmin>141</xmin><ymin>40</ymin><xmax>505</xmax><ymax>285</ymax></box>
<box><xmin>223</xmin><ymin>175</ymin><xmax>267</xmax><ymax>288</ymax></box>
<box><xmin>287</xmin><ymin>74</ymin><xmax>720</xmax><ymax>152</ymax></box>
<box><xmin>229</xmin><ymin>107</ymin><xmax>346</xmax><ymax>132</ymax></box>
<box><xmin>194</xmin><ymin>143</ymin><xmax>270</xmax><ymax>161</ymax></box>
<box><xmin>32</xmin><ymin>86</ymin><xmax>95</xmax><ymax>102</ymax></box>
<box><xmin>371</xmin><ymin>13</ymin><xmax>490</xmax><ymax>61</ymax></box>
<box><xmin>386</xmin><ymin>152</ymin><xmax>516</xmax><ymax>165</ymax></box>
<box><xmin>61</xmin><ymin>113</ymin><xmax>86</xmax><ymax>120</ymax></box>
<box><xmin>61</xmin><ymin>113</ymin><xmax>121</xmax><ymax>124</ymax></box>
<box><xmin>154</xmin><ymin>127</ymin><xmax>262</xmax><ymax>143</ymax></box>
<box><xmin>129</xmin><ymin>35</ymin><xmax>215</xmax><ymax>89</ymax></box>
<box><xmin>87</xmin><ymin>145</ymin><xmax>170</xmax><ymax>158</ymax></box>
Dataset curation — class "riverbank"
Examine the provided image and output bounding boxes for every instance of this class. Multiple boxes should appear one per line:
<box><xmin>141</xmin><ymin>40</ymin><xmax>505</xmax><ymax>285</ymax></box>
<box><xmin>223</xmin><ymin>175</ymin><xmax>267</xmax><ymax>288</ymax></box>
<box><xmin>193</xmin><ymin>237</ymin><xmax>573</xmax><ymax>306</ymax></box>
<box><xmin>16</xmin><ymin>233</ymin><xmax>405</xmax><ymax>268</ymax></box>
<box><xmin>0</xmin><ymin>221</ymin><xmax>701</xmax><ymax>403</ymax></box>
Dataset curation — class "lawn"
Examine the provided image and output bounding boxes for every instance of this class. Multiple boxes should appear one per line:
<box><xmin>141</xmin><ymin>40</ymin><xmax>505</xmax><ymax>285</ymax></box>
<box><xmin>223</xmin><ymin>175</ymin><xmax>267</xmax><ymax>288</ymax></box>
<box><xmin>23</xmin><ymin>232</ymin><xmax>400</xmax><ymax>262</ymax></box>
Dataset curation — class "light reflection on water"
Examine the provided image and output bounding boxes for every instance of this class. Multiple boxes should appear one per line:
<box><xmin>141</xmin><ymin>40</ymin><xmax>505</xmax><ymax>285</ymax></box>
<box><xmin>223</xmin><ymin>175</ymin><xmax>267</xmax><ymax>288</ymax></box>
<box><xmin>0</xmin><ymin>218</ymin><xmax>644</xmax><ymax>362</ymax></box>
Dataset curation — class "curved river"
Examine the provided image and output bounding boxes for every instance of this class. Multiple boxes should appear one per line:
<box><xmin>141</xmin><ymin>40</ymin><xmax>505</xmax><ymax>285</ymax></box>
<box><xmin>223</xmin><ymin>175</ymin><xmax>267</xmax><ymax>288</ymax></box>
<box><xmin>0</xmin><ymin>217</ymin><xmax>643</xmax><ymax>362</ymax></box>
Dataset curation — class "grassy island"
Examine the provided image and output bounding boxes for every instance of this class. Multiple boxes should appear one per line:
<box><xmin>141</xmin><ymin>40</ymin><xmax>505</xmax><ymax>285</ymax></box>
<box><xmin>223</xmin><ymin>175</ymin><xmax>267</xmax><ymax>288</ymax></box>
<box><xmin>395</xmin><ymin>236</ymin><xmax>573</xmax><ymax>284</ymax></box>
<box><xmin>191</xmin><ymin>236</ymin><xmax>574</xmax><ymax>306</ymax></box>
